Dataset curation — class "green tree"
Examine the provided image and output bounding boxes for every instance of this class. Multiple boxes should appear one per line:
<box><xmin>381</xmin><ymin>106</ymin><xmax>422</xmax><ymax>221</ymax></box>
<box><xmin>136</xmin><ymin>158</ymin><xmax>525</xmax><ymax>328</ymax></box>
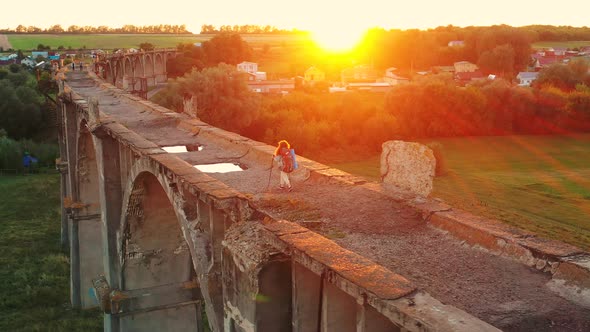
<box><xmin>0</xmin><ymin>68</ymin><xmax>44</xmax><ymax>139</ymax></box>
<box><xmin>477</xmin><ymin>44</ymin><xmax>515</xmax><ymax>77</ymax></box>
<box><xmin>139</xmin><ymin>42</ymin><xmax>155</xmax><ymax>51</ymax></box>
<box><xmin>202</xmin><ymin>33</ymin><xmax>252</xmax><ymax>66</ymax></box>
<box><xmin>533</xmin><ymin>60</ymin><xmax>589</xmax><ymax>91</ymax></box>
<box><xmin>153</xmin><ymin>64</ymin><xmax>259</xmax><ymax>132</ymax></box>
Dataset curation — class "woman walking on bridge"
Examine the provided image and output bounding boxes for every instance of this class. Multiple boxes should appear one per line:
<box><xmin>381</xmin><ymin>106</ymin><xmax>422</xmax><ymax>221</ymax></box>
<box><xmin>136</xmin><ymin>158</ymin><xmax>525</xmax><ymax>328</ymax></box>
<box><xmin>274</xmin><ymin>140</ymin><xmax>295</xmax><ymax>192</ymax></box>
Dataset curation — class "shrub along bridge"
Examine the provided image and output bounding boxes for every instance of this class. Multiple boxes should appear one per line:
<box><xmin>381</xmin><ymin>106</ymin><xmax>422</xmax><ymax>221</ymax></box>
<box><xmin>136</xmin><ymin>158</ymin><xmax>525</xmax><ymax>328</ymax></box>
<box><xmin>57</xmin><ymin>64</ymin><xmax>590</xmax><ymax>331</ymax></box>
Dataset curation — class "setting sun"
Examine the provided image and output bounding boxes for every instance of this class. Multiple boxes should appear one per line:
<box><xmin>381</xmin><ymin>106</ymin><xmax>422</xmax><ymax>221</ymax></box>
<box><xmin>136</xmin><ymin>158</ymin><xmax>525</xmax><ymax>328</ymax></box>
<box><xmin>311</xmin><ymin>27</ymin><xmax>365</xmax><ymax>53</ymax></box>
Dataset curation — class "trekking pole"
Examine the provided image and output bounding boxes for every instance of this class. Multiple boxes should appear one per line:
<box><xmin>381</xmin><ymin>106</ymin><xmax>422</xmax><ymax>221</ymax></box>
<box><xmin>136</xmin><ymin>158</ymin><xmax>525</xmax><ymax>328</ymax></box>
<box><xmin>265</xmin><ymin>156</ymin><xmax>274</xmax><ymax>191</ymax></box>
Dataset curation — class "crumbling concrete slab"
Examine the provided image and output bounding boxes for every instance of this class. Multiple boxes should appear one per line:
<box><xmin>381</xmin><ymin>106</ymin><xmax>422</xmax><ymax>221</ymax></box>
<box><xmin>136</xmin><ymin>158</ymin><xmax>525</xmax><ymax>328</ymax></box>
<box><xmin>381</xmin><ymin>140</ymin><xmax>435</xmax><ymax>197</ymax></box>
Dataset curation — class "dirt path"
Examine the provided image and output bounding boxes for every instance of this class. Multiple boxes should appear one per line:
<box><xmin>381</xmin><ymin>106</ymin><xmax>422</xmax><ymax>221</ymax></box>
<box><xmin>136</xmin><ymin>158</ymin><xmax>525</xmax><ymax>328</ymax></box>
<box><xmin>0</xmin><ymin>35</ymin><xmax>12</xmax><ymax>50</ymax></box>
<box><xmin>66</xmin><ymin>70</ymin><xmax>590</xmax><ymax>332</ymax></box>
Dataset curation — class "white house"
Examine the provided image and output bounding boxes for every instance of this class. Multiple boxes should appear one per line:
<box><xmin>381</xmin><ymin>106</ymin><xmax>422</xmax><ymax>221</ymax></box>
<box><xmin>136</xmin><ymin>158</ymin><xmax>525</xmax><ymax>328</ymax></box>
<box><xmin>20</xmin><ymin>57</ymin><xmax>37</xmax><ymax>68</ymax></box>
<box><xmin>237</xmin><ymin>61</ymin><xmax>258</xmax><ymax>74</ymax></box>
<box><xmin>448</xmin><ymin>40</ymin><xmax>465</xmax><ymax>47</ymax></box>
<box><xmin>516</xmin><ymin>72</ymin><xmax>539</xmax><ymax>86</ymax></box>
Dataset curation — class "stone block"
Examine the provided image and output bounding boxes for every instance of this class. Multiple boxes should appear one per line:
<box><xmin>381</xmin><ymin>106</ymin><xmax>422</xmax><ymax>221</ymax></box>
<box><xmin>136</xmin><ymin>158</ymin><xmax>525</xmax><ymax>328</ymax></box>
<box><xmin>380</xmin><ymin>140</ymin><xmax>435</xmax><ymax>197</ymax></box>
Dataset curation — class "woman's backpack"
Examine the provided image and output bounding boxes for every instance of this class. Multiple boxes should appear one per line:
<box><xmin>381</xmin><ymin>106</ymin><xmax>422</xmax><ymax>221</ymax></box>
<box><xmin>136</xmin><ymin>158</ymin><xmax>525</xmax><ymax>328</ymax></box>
<box><xmin>280</xmin><ymin>148</ymin><xmax>294</xmax><ymax>173</ymax></box>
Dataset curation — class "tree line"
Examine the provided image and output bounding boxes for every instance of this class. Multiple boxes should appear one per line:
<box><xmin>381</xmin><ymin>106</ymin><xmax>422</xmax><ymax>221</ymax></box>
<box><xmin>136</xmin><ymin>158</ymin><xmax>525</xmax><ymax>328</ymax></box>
<box><xmin>1</xmin><ymin>24</ymin><xmax>190</xmax><ymax>34</ymax></box>
<box><xmin>358</xmin><ymin>25</ymin><xmax>590</xmax><ymax>78</ymax></box>
<box><xmin>199</xmin><ymin>24</ymin><xmax>307</xmax><ymax>34</ymax></box>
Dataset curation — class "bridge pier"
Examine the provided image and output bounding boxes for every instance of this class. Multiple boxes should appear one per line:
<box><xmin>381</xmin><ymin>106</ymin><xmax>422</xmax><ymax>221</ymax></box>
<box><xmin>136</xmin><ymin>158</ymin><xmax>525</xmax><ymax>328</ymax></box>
<box><xmin>94</xmin><ymin>134</ymin><xmax>123</xmax><ymax>331</ymax></box>
<box><xmin>63</xmin><ymin>101</ymin><xmax>82</xmax><ymax>307</ymax></box>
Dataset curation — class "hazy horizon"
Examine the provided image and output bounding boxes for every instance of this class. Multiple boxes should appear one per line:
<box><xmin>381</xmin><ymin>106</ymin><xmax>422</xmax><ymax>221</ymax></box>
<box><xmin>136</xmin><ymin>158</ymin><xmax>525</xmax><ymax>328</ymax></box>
<box><xmin>3</xmin><ymin>0</ymin><xmax>589</xmax><ymax>35</ymax></box>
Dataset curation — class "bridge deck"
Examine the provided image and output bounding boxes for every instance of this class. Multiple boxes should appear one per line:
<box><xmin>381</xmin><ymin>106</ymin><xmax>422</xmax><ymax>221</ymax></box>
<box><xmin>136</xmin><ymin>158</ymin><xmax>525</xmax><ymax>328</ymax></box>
<box><xmin>66</xmin><ymin>71</ymin><xmax>590</xmax><ymax>331</ymax></box>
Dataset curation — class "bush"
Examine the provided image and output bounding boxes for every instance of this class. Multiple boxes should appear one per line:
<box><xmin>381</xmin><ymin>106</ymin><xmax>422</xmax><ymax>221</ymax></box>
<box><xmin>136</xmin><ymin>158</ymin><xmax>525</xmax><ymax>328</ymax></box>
<box><xmin>0</xmin><ymin>137</ymin><xmax>58</xmax><ymax>172</ymax></box>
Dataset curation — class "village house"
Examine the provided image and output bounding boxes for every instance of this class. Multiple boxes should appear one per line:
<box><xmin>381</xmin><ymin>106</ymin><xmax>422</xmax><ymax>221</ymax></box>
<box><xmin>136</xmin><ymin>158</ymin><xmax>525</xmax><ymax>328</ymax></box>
<box><xmin>31</xmin><ymin>51</ymin><xmax>49</xmax><ymax>59</ymax></box>
<box><xmin>0</xmin><ymin>53</ymin><xmax>17</xmax><ymax>65</ymax></box>
<box><xmin>304</xmin><ymin>66</ymin><xmax>325</xmax><ymax>83</ymax></box>
<box><xmin>454</xmin><ymin>61</ymin><xmax>478</xmax><ymax>73</ymax></box>
<box><xmin>454</xmin><ymin>70</ymin><xmax>486</xmax><ymax>86</ymax></box>
<box><xmin>448</xmin><ymin>40</ymin><xmax>465</xmax><ymax>47</ymax></box>
<box><xmin>20</xmin><ymin>56</ymin><xmax>37</xmax><ymax>68</ymax></box>
<box><xmin>237</xmin><ymin>61</ymin><xmax>258</xmax><ymax>73</ymax></box>
<box><xmin>383</xmin><ymin>67</ymin><xmax>409</xmax><ymax>85</ymax></box>
<box><xmin>516</xmin><ymin>72</ymin><xmax>539</xmax><ymax>86</ymax></box>
<box><xmin>237</xmin><ymin>61</ymin><xmax>267</xmax><ymax>81</ymax></box>
<box><xmin>341</xmin><ymin>64</ymin><xmax>379</xmax><ymax>84</ymax></box>
<box><xmin>246</xmin><ymin>79</ymin><xmax>294</xmax><ymax>94</ymax></box>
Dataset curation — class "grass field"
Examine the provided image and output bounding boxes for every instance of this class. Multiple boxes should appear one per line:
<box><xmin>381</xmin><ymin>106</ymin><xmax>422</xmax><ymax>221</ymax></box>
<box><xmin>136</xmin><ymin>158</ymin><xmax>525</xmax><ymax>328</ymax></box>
<box><xmin>0</xmin><ymin>174</ymin><xmax>102</xmax><ymax>331</ymax></box>
<box><xmin>5</xmin><ymin>33</ymin><xmax>311</xmax><ymax>51</ymax></box>
<box><xmin>330</xmin><ymin>134</ymin><xmax>590</xmax><ymax>250</ymax></box>
<box><xmin>532</xmin><ymin>41</ymin><xmax>590</xmax><ymax>49</ymax></box>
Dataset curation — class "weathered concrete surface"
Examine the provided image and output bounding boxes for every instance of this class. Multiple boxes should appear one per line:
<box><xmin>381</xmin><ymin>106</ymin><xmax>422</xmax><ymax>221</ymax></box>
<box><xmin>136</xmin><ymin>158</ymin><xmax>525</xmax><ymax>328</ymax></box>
<box><xmin>60</xmin><ymin>69</ymin><xmax>590</xmax><ymax>331</ymax></box>
<box><xmin>380</xmin><ymin>141</ymin><xmax>435</xmax><ymax>197</ymax></box>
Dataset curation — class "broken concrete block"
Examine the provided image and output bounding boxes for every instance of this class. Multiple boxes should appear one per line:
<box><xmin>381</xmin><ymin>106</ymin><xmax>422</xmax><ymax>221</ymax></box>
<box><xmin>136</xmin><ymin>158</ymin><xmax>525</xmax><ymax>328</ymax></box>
<box><xmin>380</xmin><ymin>141</ymin><xmax>435</xmax><ymax>197</ymax></box>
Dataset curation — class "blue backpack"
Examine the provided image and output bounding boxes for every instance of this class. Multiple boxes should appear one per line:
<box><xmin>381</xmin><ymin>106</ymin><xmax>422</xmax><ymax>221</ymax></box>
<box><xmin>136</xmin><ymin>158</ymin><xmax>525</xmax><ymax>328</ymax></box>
<box><xmin>281</xmin><ymin>148</ymin><xmax>298</xmax><ymax>173</ymax></box>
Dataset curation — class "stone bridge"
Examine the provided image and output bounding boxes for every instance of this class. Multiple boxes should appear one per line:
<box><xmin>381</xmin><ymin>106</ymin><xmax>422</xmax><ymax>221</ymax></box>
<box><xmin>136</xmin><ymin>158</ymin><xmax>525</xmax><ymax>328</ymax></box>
<box><xmin>56</xmin><ymin>68</ymin><xmax>590</xmax><ymax>332</ymax></box>
<box><xmin>92</xmin><ymin>49</ymin><xmax>177</xmax><ymax>98</ymax></box>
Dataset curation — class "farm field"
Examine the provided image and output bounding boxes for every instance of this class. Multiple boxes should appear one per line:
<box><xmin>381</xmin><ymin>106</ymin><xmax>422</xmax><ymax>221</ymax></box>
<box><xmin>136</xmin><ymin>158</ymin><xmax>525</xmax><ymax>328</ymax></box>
<box><xmin>5</xmin><ymin>33</ymin><xmax>311</xmax><ymax>51</ymax></box>
<box><xmin>0</xmin><ymin>174</ymin><xmax>102</xmax><ymax>331</ymax></box>
<box><xmin>330</xmin><ymin>134</ymin><xmax>590</xmax><ymax>250</ymax></box>
<box><xmin>532</xmin><ymin>40</ymin><xmax>590</xmax><ymax>49</ymax></box>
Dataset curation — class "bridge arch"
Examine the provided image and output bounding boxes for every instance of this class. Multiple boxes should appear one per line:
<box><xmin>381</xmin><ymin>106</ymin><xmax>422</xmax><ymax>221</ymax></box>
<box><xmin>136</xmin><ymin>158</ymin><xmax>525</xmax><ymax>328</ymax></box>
<box><xmin>144</xmin><ymin>54</ymin><xmax>154</xmax><ymax>87</ymax></box>
<box><xmin>114</xmin><ymin>60</ymin><xmax>124</xmax><ymax>88</ymax></box>
<box><xmin>119</xmin><ymin>168</ymin><xmax>202</xmax><ymax>330</ymax></box>
<box><xmin>154</xmin><ymin>53</ymin><xmax>165</xmax><ymax>83</ymax></box>
<box><xmin>124</xmin><ymin>58</ymin><xmax>133</xmax><ymax>90</ymax></box>
<box><xmin>132</xmin><ymin>57</ymin><xmax>144</xmax><ymax>92</ymax></box>
<box><xmin>103</xmin><ymin>62</ymin><xmax>113</xmax><ymax>84</ymax></box>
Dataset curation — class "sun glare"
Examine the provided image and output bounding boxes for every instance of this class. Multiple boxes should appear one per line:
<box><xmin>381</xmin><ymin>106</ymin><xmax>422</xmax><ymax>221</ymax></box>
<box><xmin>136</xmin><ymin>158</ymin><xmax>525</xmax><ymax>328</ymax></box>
<box><xmin>311</xmin><ymin>27</ymin><xmax>365</xmax><ymax>53</ymax></box>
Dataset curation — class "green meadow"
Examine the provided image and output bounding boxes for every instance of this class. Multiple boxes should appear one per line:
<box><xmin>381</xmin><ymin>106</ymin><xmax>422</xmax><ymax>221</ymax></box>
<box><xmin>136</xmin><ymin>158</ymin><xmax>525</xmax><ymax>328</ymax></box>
<box><xmin>5</xmin><ymin>33</ymin><xmax>311</xmax><ymax>51</ymax></box>
<box><xmin>330</xmin><ymin>134</ymin><xmax>590</xmax><ymax>250</ymax></box>
<box><xmin>0</xmin><ymin>174</ymin><xmax>102</xmax><ymax>331</ymax></box>
<box><xmin>7</xmin><ymin>34</ymin><xmax>203</xmax><ymax>50</ymax></box>
<box><xmin>532</xmin><ymin>40</ymin><xmax>590</xmax><ymax>49</ymax></box>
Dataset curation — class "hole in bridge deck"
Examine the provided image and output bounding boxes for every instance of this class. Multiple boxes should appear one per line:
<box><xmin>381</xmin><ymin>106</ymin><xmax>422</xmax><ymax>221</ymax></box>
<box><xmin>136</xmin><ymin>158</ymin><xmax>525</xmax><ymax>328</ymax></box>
<box><xmin>162</xmin><ymin>144</ymin><xmax>203</xmax><ymax>153</ymax></box>
<box><xmin>194</xmin><ymin>163</ymin><xmax>247</xmax><ymax>173</ymax></box>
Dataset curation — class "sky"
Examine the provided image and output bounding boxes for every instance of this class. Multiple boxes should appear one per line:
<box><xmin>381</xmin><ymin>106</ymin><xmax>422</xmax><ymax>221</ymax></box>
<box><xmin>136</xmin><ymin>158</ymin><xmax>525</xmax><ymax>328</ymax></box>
<box><xmin>3</xmin><ymin>0</ymin><xmax>589</xmax><ymax>35</ymax></box>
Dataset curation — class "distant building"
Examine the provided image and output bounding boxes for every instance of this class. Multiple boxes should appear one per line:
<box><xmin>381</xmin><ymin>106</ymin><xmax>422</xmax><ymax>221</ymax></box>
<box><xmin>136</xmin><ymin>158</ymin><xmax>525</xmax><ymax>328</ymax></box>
<box><xmin>246</xmin><ymin>79</ymin><xmax>295</xmax><ymax>93</ymax></box>
<box><xmin>20</xmin><ymin>57</ymin><xmax>37</xmax><ymax>68</ymax></box>
<box><xmin>454</xmin><ymin>70</ymin><xmax>486</xmax><ymax>86</ymax></box>
<box><xmin>341</xmin><ymin>64</ymin><xmax>379</xmax><ymax>84</ymax></box>
<box><xmin>432</xmin><ymin>66</ymin><xmax>455</xmax><ymax>74</ymax></box>
<box><xmin>31</xmin><ymin>51</ymin><xmax>49</xmax><ymax>59</ymax></box>
<box><xmin>516</xmin><ymin>72</ymin><xmax>539</xmax><ymax>86</ymax></box>
<box><xmin>454</xmin><ymin>61</ymin><xmax>478</xmax><ymax>73</ymax></box>
<box><xmin>304</xmin><ymin>66</ymin><xmax>325</xmax><ymax>83</ymax></box>
<box><xmin>237</xmin><ymin>61</ymin><xmax>258</xmax><ymax>74</ymax></box>
<box><xmin>448</xmin><ymin>40</ymin><xmax>465</xmax><ymax>47</ymax></box>
<box><xmin>0</xmin><ymin>58</ymin><xmax>16</xmax><ymax>65</ymax></box>
<box><xmin>346</xmin><ymin>82</ymin><xmax>393</xmax><ymax>93</ymax></box>
<box><xmin>383</xmin><ymin>67</ymin><xmax>409</xmax><ymax>85</ymax></box>
<box><xmin>244</xmin><ymin>71</ymin><xmax>267</xmax><ymax>81</ymax></box>
<box><xmin>237</xmin><ymin>62</ymin><xmax>266</xmax><ymax>81</ymax></box>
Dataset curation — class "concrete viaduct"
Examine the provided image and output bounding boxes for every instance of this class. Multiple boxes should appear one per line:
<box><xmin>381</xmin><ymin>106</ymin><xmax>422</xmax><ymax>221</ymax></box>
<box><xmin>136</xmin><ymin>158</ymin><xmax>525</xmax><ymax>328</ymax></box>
<box><xmin>92</xmin><ymin>49</ymin><xmax>176</xmax><ymax>98</ymax></box>
<box><xmin>57</xmin><ymin>63</ymin><xmax>590</xmax><ymax>331</ymax></box>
